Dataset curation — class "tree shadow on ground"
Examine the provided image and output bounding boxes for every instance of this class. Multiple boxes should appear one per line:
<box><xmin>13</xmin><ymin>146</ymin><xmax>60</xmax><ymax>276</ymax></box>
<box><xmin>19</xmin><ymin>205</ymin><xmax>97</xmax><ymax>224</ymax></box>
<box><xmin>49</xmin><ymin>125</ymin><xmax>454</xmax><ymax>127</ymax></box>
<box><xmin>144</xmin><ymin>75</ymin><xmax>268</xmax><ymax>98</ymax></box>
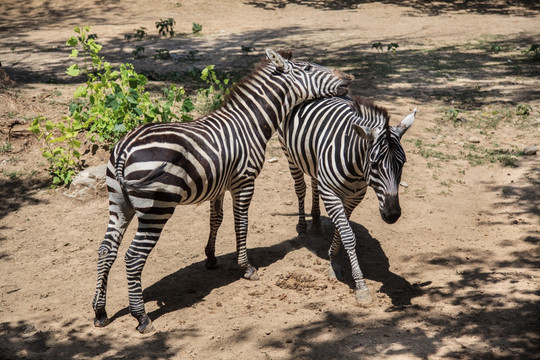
<box><xmin>245</xmin><ymin>0</ymin><xmax>540</xmax><ymax>15</ymax></box>
<box><xmin>3</xmin><ymin>23</ymin><xmax>538</xmax><ymax>111</ymax></box>
<box><xmin>0</xmin><ymin>0</ymin><xmax>123</xmax><ymax>35</ymax></box>
<box><xmin>0</xmin><ymin>176</ymin><xmax>49</xmax><ymax>221</ymax></box>
<box><xmin>298</xmin><ymin>216</ymin><xmax>424</xmax><ymax>307</ymax></box>
<box><xmin>259</xmin><ymin>237</ymin><xmax>539</xmax><ymax>359</ymax></box>
<box><xmin>487</xmin><ymin>157</ymin><xmax>540</xmax><ymax>221</ymax></box>
<box><xmin>0</xmin><ymin>318</ymin><xmax>187</xmax><ymax>360</ymax></box>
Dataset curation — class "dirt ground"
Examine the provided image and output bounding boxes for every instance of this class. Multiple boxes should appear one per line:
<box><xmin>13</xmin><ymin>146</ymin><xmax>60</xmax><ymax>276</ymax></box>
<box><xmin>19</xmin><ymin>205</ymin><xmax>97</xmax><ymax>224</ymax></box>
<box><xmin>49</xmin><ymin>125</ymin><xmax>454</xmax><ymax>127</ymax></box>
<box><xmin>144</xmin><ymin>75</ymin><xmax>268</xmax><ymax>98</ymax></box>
<box><xmin>1</xmin><ymin>1</ymin><xmax>539</xmax><ymax>359</ymax></box>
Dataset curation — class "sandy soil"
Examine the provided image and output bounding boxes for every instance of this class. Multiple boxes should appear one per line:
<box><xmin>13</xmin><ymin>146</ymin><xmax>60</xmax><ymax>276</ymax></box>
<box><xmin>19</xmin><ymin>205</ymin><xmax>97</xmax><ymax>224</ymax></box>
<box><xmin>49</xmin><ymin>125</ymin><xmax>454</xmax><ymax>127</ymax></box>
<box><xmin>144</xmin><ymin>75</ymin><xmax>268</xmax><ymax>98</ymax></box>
<box><xmin>0</xmin><ymin>1</ymin><xmax>539</xmax><ymax>359</ymax></box>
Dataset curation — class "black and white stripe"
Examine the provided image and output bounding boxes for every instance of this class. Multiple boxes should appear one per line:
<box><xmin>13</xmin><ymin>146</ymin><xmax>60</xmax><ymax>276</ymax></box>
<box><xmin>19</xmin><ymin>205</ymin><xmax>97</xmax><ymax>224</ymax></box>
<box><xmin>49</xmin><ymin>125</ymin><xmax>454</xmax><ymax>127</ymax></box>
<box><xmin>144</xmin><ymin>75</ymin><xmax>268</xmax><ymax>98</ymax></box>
<box><xmin>92</xmin><ymin>49</ymin><xmax>353</xmax><ymax>333</ymax></box>
<box><xmin>278</xmin><ymin>95</ymin><xmax>416</xmax><ymax>302</ymax></box>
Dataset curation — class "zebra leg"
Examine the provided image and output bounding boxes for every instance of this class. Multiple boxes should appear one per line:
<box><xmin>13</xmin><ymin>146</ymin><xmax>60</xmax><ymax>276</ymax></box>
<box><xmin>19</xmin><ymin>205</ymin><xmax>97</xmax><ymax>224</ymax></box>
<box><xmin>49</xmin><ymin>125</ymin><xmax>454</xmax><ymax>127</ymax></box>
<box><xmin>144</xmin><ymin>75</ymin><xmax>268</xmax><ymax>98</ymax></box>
<box><xmin>125</xmin><ymin>216</ymin><xmax>171</xmax><ymax>334</ymax></box>
<box><xmin>310</xmin><ymin>177</ymin><xmax>321</xmax><ymax>233</ymax></box>
<box><xmin>319</xmin><ymin>188</ymin><xmax>371</xmax><ymax>304</ymax></box>
<box><xmin>231</xmin><ymin>186</ymin><xmax>259</xmax><ymax>280</ymax></box>
<box><xmin>289</xmin><ymin>163</ymin><xmax>308</xmax><ymax>234</ymax></box>
<box><xmin>93</xmin><ymin>190</ymin><xmax>135</xmax><ymax>328</ymax></box>
<box><xmin>327</xmin><ymin>189</ymin><xmax>365</xmax><ymax>280</ymax></box>
<box><xmin>327</xmin><ymin>231</ymin><xmax>342</xmax><ymax>279</ymax></box>
<box><xmin>205</xmin><ymin>194</ymin><xmax>224</xmax><ymax>269</ymax></box>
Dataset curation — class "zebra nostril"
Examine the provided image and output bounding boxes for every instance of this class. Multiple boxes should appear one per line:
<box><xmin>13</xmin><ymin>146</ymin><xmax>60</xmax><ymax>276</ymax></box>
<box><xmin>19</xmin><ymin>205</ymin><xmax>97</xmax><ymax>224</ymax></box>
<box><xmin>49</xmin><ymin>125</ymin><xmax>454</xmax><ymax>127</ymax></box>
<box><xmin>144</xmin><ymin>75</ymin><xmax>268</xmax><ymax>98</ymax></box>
<box><xmin>381</xmin><ymin>209</ymin><xmax>401</xmax><ymax>224</ymax></box>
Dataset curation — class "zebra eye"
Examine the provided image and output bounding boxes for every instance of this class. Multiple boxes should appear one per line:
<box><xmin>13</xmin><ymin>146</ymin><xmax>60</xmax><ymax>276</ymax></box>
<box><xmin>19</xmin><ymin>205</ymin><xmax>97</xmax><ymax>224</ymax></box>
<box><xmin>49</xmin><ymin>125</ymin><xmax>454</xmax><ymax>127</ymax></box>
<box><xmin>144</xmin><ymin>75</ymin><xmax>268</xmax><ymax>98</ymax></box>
<box><xmin>304</xmin><ymin>64</ymin><xmax>312</xmax><ymax>71</ymax></box>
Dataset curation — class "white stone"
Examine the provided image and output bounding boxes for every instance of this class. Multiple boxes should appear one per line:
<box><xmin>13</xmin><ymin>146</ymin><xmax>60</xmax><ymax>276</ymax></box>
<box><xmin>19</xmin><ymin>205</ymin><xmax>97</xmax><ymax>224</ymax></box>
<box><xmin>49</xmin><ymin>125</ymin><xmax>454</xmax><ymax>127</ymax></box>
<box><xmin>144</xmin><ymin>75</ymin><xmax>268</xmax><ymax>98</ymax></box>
<box><xmin>523</xmin><ymin>146</ymin><xmax>537</xmax><ymax>155</ymax></box>
<box><xmin>67</xmin><ymin>164</ymin><xmax>108</xmax><ymax>200</ymax></box>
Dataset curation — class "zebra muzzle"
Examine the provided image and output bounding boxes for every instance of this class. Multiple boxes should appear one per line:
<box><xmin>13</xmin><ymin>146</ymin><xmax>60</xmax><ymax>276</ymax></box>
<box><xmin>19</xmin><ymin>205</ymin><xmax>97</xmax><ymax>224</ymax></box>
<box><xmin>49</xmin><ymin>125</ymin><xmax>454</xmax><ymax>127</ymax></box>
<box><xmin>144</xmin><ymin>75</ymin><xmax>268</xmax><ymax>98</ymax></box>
<box><xmin>380</xmin><ymin>195</ymin><xmax>401</xmax><ymax>224</ymax></box>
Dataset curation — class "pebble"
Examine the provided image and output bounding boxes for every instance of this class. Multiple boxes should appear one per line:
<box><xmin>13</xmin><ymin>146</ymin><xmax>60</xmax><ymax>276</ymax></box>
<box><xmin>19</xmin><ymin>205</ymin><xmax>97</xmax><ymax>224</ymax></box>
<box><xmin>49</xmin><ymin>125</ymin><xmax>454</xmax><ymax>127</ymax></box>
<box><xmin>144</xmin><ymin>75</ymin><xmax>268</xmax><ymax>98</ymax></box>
<box><xmin>523</xmin><ymin>145</ymin><xmax>537</xmax><ymax>155</ymax></box>
<box><xmin>267</xmin><ymin>157</ymin><xmax>278</xmax><ymax>163</ymax></box>
<box><xmin>468</xmin><ymin>136</ymin><xmax>481</xmax><ymax>144</ymax></box>
<box><xmin>400</xmin><ymin>181</ymin><xmax>409</xmax><ymax>188</ymax></box>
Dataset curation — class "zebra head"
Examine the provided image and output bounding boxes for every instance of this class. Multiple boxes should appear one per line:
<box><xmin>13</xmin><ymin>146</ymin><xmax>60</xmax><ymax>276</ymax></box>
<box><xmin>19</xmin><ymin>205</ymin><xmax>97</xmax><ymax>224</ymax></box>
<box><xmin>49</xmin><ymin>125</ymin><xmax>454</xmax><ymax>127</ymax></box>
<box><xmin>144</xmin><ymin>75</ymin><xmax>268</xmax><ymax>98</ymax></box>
<box><xmin>352</xmin><ymin>108</ymin><xmax>416</xmax><ymax>224</ymax></box>
<box><xmin>265</xmin><ymin>49</ymin><xmax>353</xmax><ymax>105</ymax></box>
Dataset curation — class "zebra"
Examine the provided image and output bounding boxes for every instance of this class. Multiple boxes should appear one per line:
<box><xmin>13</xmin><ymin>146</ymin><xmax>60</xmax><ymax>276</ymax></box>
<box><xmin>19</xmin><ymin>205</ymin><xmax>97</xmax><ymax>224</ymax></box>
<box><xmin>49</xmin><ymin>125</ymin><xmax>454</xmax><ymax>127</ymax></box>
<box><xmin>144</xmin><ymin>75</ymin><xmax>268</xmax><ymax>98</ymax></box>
<box><xmin>277</xmin><ymin>95</ymin><xmax>416</xmax><ymax>303</ymax></box>
<box><xmin>92</xmin><ymin>49</ymin><xmax>353</xmax><ymax>333</ymax></box>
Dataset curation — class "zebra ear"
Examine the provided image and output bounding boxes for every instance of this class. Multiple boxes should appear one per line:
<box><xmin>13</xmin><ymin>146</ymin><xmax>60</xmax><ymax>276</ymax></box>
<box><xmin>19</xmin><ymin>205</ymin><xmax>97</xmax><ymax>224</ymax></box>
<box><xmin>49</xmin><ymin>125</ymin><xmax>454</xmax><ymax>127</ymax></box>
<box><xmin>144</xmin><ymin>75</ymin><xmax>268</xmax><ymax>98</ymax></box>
<box><xmin>266</xmin><ymin>49</ymin><xmax>291</xmax><ymax>72</ymax></box>
<box><xmin>352</xmin><ymin>124</ymin><xmax>377</xmax><ymax>141</ymax></box>
<box><xmin>395</xmin><ymin>108</ymin><xmax>416</xmax><ymax>138</ymax></box>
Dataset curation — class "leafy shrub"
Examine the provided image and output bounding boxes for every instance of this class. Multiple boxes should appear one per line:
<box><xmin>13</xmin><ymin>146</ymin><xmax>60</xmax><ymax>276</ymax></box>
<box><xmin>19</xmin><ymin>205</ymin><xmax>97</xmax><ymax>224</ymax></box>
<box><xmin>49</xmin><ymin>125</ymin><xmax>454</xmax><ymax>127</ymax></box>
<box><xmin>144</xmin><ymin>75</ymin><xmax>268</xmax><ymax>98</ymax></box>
<box><xmin>29</xmin><ymin>25</ymin><xmax>230</xmax><ymax>186</ymax></box>
<box><xmin>132</xmin><ymin>45</ymin><xmax>145</xmax><ymax>58</ymax></box>
<box><xmin>154</xmin><ymin>49</ymin><xmax>171</xmax><ymax>60</ymax></box>
<box><xmin>192</xmin><ymin>23</ymin><xmax>202</xmax><ymax>35</ymax></box>
<box><xmin>516</xmin><ymin>104</ymin><xmax>532</xmax><ymax>116</ymax></box>
<box><xmin>156</xmin><ymin>18</ymin><xmax>175</xmax><ymax>38</ymax></box>
<box><xmin>371</xmin><ymin>42</ymin><xmax>399</xmax><ymax>53</ymax></box>
<box><xmin>29</xmin><ymin>115</ymin><xmax>81</xmax><ymax>185</ymax></box>
<box><xmin>196</xmin><ymin>65</ymin><xmax>230</xmax><ymax>113</ymax></box>
<box><xmin>67</xmin><ymin>26</ymin><xmax>193</xmax><ymax>146</ymax></box>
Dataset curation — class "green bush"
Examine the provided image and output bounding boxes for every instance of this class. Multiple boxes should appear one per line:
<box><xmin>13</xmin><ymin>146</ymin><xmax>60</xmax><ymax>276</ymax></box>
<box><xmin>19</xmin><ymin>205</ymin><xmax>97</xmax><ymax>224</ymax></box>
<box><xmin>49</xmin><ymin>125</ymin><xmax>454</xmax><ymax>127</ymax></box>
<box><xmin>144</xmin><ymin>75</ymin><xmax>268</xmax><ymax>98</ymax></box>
<box><xmin>29</xmin><ymin>25</ymin><xmax>230</xmax><ymax>186</ymax></box>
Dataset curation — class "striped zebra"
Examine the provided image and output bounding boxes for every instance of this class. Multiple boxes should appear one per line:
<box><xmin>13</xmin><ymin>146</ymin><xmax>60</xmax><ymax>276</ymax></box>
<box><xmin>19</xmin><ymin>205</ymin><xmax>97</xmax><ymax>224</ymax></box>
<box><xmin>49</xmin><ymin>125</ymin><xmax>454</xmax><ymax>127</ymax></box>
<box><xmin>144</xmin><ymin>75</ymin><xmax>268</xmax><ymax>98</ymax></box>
<box><xmin>278</xmin><ymin>95</ymin><xmax>416</xmax><ymax>303</ymax></box>
<box><xmin>92</xmin><ymin>49</ymin><xmax>353</xmax><ymax>333</ymax></box>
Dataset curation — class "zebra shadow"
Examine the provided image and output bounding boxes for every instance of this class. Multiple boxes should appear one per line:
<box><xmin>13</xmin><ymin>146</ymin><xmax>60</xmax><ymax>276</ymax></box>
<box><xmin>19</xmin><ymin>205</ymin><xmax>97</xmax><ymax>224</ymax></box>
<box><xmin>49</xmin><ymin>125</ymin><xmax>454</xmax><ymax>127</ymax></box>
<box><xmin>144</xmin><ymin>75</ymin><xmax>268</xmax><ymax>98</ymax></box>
<box><xmin>300</xmin><ymin>216</ymin><xmax>424</xmax><ymax>308</ymax></box>
<box><xmin>110</xmin><ymin>234</ymin><xmax>310</xmax><ymax>324</ymax></box>
<box><xmin>110</xmin><ymin>216</ymin><xmax>420</xmax><ymax>323</ymax></box>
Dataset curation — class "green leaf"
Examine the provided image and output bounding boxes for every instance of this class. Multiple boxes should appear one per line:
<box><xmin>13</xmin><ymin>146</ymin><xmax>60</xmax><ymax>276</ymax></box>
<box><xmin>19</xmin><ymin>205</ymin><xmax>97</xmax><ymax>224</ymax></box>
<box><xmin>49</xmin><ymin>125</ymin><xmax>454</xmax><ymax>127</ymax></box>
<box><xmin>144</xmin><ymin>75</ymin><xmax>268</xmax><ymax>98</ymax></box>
<box><xmin>45</xmin><ymin>121</ymin><xmax>55</xmax><ymax>131</ymax></box>
<box><xmin>50</xmin><ymin>136</ymin><xmax>66</xmax><ymax>143</ymax></box>
<box><xmin>113</xmin><ymin>123</ymin><xmax>126</xmax><ymax>133</ymax></box>
<box><xmin>69</xmin><ymin>49</ymin><xmax>79</xmax><ymax>58</ymax></box>
<box><xmin>73</xmin><ymin>85</ymin><xmax>87</xmax><ymax>98</ymax></box>
<box><xmin>182</xmin><ymin>98</ymin><xmax>195</xmax><ymax>113</ymax></box>
<box><xmin>67</xmin><ymin>36</ymin><xmax>78</xmax><ymax>47</ymax></box>
<box><xmin>66</xmin><ymin>64</ymin><xmax>80</xmax><ymax>77</ymax></box>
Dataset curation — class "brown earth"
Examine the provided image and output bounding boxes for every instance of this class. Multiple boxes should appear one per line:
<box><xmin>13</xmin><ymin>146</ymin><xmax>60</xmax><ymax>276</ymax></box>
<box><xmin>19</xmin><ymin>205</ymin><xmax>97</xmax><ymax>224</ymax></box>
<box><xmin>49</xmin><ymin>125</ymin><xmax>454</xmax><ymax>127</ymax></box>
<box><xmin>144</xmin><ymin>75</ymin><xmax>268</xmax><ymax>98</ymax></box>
<box><xmin>0</xmin><ymin>1</ymin><xmax>539</xmax><ymax>359</ymax></box>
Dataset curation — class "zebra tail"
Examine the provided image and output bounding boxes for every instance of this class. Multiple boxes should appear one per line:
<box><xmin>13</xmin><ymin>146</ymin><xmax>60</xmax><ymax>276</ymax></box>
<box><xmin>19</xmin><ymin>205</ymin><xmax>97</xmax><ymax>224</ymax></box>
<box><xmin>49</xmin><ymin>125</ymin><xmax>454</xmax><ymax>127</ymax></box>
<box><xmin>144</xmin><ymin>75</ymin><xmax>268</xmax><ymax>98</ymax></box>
<box><xmin>114</xmin><ymin>154</ymin><xmax>168</xmax><ymax>191</ymax></box>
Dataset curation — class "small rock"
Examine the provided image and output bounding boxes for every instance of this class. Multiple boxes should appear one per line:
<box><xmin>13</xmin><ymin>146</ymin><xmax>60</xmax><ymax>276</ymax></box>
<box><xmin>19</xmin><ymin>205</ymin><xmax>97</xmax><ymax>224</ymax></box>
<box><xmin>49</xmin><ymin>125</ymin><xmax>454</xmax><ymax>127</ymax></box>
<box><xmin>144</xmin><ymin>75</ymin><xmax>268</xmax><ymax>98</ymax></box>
<box><xmin>67</xmin><ymin>164</ymin><xmax>108</xmax><ymax>200</ymax></box>
<box><xmin>523</xmin><ymin>145</ymin><xmax>537</xmax><ymax>155</ymax></box>
<box><xmin>400</xmin><ymin>181</ymin><xmax>409</xmax><ymax>188</ymax></box>
<box><xmin>267</xmin><ymin>157</ymin><xmax>278</xmax><ymax>163</ymax></box>
<box><xmin>468</xmin><ymin>136</ymin><xmax>481</xmax><ymax>144</ymax></box>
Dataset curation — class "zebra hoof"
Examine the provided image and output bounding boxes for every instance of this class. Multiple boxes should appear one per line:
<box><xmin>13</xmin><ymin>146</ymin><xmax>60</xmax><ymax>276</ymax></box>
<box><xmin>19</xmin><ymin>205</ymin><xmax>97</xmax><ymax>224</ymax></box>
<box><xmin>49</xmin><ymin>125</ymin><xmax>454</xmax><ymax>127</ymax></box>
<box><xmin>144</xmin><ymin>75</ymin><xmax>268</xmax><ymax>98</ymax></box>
<box><xmin>243</xmin><ymin>266</ymin><xmax>259</xmax><ymax>280</ymax></box>
<box><xmin>355</xmin><ymin>288</ymin><xmax>372</xmax><ymax>304</ymax></box>
<box><xmin>136</xmin><ymin>314</ymin><xmax>154</xmax><ymax>334</ymax></box>
<box><xmin>93</xmin><ymin>309</ymin><xmax>110</xmax><ymax>328</ymax></box>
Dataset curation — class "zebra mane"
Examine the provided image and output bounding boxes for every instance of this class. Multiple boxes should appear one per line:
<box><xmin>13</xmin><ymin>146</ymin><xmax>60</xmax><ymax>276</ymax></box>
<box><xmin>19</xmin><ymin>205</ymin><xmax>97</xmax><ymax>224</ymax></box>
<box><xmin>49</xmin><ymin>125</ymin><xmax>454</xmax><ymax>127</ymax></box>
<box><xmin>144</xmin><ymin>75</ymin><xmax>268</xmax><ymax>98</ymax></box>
<box><xmin>350</xmin><ymin>95</ymin><xmax>392</xmax><ymax>138</ymax></box>
<box><xmin>223</xmin><ymin>50</ymin><xmax>293</xmax><ymax>106</ymax></box>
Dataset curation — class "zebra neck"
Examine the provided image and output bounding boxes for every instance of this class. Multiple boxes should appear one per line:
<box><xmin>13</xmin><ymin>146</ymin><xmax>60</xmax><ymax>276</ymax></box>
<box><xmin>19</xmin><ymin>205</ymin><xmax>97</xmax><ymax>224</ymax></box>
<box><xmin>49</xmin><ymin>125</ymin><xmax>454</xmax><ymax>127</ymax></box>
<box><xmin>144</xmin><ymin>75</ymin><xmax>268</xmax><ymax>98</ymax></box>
<box><xmin>348</xmin><ymin>136</ymin><xmax>370</xmax><ymax>178</ymax></box>
<box><xmin>223</xmin><ymin>74</ymin><xmax>294</xmax><ymax>142</ymax></box>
